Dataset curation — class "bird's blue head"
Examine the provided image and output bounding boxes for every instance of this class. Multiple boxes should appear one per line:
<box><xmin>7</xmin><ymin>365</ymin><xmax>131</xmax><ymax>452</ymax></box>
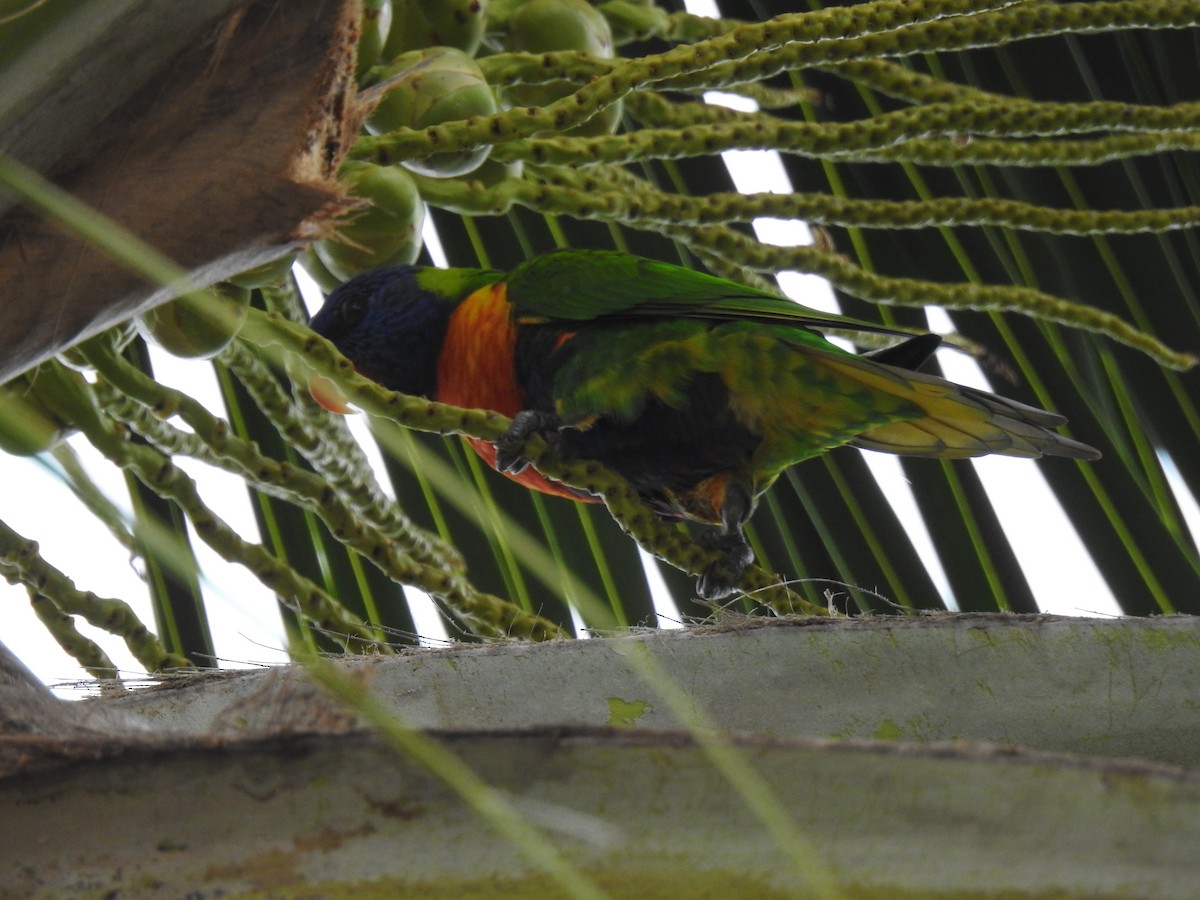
<box><xmin>308</xmin><ymin>265</ymin><xmax>456</xmax><ymax>399</ymax></box>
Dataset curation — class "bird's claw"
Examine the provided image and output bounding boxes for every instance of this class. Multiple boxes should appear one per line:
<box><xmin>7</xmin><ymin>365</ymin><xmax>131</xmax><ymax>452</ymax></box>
<box><xmin>495</xmin><ymin>410</ymin><xmax>562</xmax><ymax>474</ymax></box>
<box><xmin>695</xmin><ymin>529</ymin><xmax>755</xmax><ymax>600</ymax></box>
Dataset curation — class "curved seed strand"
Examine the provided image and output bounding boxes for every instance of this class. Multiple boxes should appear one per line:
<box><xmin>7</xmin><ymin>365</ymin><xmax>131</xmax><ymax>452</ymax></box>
<box><xmin>0</xmin><ymin>522</ymin><xmax>189</xmax><ymax>673</ymax></box>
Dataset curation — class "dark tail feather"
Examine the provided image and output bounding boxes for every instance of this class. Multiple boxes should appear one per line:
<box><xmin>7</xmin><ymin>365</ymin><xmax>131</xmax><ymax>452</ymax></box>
<box><xmin>863</xmin><ymin>333</ymin><xmax>942</xmax><ymax>372</ymax></box>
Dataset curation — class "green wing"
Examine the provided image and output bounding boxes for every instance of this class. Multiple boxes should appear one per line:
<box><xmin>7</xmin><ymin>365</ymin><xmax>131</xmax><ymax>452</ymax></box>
<box><xmin>503</xmin><ymin>248</ymin><xmax>905</xmax><ymax>338</ymax></box>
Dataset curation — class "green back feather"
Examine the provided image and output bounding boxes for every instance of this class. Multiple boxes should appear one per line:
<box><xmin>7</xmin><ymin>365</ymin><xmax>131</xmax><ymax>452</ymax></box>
<box><xmin>504</xmin><ymin>249</ymin><xmax>905</xmax><ymax>338</ymax></box>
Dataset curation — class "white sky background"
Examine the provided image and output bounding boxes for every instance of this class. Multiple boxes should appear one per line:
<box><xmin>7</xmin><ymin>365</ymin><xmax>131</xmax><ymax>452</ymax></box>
<box><xmin>13</xmin><ymin>0</ymin><xmax>1200</xmax><ymax>691</ymax></box>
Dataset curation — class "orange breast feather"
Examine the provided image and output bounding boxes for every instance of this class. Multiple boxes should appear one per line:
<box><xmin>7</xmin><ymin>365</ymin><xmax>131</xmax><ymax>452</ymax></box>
<box><xmin>435</xmin><ymin>283</ymin><xmax>593</xmax><ymax>503</ymax></box>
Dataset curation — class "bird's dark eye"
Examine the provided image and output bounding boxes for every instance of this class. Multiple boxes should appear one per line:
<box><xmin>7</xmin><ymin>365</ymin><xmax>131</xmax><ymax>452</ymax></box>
<box><xmin>339</xmin><ymin>295</ymin><xmax>368</xmax><ymax>327</ymax></box>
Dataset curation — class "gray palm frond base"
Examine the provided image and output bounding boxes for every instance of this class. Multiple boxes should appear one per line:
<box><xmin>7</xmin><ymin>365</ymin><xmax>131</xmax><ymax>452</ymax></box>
<box><xmin>3</xmin><ymin>614</ymin><xmax>1198</xmax><ymax>897</ymax></box>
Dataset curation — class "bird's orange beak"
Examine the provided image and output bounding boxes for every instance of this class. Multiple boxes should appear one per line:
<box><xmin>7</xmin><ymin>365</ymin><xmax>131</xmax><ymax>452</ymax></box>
<box><xmin>308</xmin><ymin>373</ymin><xmax>353</xmax><ymax>415</ymax></box>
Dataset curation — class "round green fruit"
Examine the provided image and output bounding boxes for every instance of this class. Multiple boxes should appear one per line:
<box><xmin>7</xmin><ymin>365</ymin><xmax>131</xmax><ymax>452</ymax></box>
<box><xmin>367</xmin><ymin>47</ymin><xmax>497</xmax><ymax>177</ymax></box>
<box><xmin>0</xmin><ymin>370</ymin><xmax>76</xmax><ymax>456</ymax></box>
<box><xmin>356</xmin><ymin>0</ymin><xmax>395</xmax><ymax>82</ymax></box>
<box><xmin>501</xmin><ymin>0</ymin><xmax>621</xmax><ymax>136</ymax></box>
<box><xmin>315</xmin><ymin>163</ymin><xmax>425</xmax><ymax>280</ymax></box>
<box><xmin>136</xmin><ymin>283</ymin><xmax>251</xmax><ymax>359</ymax></box>
<box><xmin>385</xmin><ymin>0</ymin><xmax>487</xmax><ymax>57</ymax></box>
<box><xmin>462</xmin><ymin>154</ymin><xmax>524</xmax><ymax>188</ymax></box>
<box><xmin>507</xmin><ymin>0</ymin><xmax>612</xmax><ymax>56</ymax></box>
<box><xmin>298</xmin><ymin>246</ymin><xmax>344</xmax><ymax>293</ymax></box>
<box><xmin>226</xmin><ymin>252</ymin><xmax>297</xmax><ymax>289</ymax></box>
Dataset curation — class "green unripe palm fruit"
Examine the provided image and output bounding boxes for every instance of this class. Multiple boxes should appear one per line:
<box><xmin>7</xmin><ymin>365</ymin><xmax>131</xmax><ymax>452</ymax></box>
<box><xmin>385</xmin><ymin>0</ymin><xmax>488</xmax><ymax>58</ymax></box>
<box><xmin>596</xmin><ymin>0</ymin><xmax>670</xmax><ymax>44</ymax></box>
<box><xmin>28</xmin><ymin>360</ymin><xmax>109</xmax><ymax>440</ymax></box>
<box><xmin>0</xmin><ymin>369</ymin><xmax>76</xmax><ymax>456</ymax></box>
<box><xmin>136</xmin><ymin>283</ymin><xmax>251</xmax><ymax>359</ymax></box>
<box><xmin>462</xmin><ymin>154</ymin><xmax>524</xmax><ymax>188</ymax></box>
<box><xmin>299</xmin><ymin>246</ymin><xmax>344</xmax><ymax>293</ymax></box>
<box><xmin>367</xmin><ymin>47</ymin><xmax>497</xmax><ymax>178</ymax></box>
<box><xmin>501</xmin><ymin>0</ymin><xmax>621</xmax><ymax>136</ymax></box>
<box><xmin>509</xmin><ymin>0</ymin><xmax>613</xmax><ymax>55</ymax></box>
<box><xmin>315</xmin><ymin>162</ymin><xmax>425</xmax><ymax>280</ymax></box>
<box><xmin>357</xmin><ymin>0</ymin><xmax>395</xmax><ymax>82</ymax></box>
<box><xmin>226</xmin><ymin>252</ymin><xmax>297</xmax><ymax>289</ymax></box>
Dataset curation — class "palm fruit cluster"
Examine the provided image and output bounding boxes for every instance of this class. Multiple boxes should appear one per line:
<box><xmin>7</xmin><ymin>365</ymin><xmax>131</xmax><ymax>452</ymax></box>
<box><xmin>304</xmin><ymin>0</ymin><xmax>625</xmax><ymax>288</ymax></box>
<box><xmin>0</xmin><ymin>0</ymin><xmax>630</xmax><ymax>458</ymax></box>
<box><xmin>132</xmin><ymin>0</ymin><xmax>633</xmax><ymax>355</ymax></box>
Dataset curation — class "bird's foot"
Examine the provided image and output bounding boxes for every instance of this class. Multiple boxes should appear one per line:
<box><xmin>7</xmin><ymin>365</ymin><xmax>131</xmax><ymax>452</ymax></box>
<box><xmin>495</xmin><ymin>410</ymin><xmax>562</xmax><ymax>474</ymax></box>
<box><xmin>695</xmin><ymin>529</ymin><xmax>755</xmax><ymax>600</ymax></box>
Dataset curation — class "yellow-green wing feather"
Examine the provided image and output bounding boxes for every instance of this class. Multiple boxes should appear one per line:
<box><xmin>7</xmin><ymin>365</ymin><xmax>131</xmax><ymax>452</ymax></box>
<box><xmin>550</xmin><ymin>319</ymin><xmax>1098</xmax><ymax>478</ymax></box>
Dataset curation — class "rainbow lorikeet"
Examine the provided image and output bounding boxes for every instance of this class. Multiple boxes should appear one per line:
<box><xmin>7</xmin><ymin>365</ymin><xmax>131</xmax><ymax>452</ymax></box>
<box><xmin>309</xmin><ymin>249</ymin><xmax>1099</xmax><ymax>598</ymax></box>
